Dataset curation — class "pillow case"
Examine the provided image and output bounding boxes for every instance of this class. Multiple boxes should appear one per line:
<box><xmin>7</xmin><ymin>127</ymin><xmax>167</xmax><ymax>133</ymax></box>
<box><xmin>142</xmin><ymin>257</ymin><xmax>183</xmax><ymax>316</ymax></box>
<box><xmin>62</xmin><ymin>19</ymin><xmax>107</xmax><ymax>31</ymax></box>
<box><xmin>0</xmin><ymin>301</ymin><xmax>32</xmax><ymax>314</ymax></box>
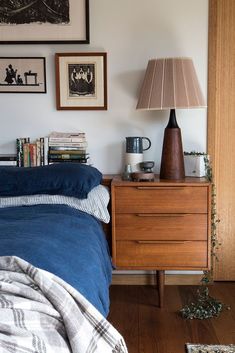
<box><xmin>0</xmin><ymin>163</ymin><xmax>102</xmax><ymax>199</ymax></box>
<box><xmin>0</xmin><ymin>185</ymin><xmax>110</xmax><ymax>223</ymax></box>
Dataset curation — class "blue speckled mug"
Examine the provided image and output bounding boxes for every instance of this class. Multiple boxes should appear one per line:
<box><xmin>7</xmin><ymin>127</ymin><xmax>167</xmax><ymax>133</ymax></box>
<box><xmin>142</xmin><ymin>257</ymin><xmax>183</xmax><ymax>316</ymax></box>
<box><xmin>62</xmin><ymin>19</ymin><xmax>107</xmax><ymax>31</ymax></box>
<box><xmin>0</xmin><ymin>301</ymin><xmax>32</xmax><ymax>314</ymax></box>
<box><xmin>125</xmin><ymin>137</ymin><xmax>151</xmax><ymax>154</ymax></box>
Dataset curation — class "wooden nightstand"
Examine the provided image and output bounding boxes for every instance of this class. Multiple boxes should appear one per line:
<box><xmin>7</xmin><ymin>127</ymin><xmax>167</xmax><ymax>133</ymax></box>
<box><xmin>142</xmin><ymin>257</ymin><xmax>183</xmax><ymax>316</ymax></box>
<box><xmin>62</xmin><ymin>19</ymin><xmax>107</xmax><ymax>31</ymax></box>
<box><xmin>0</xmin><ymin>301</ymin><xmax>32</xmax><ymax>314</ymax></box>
<box><xmin>111</xmin><ymin>175</ymin><xmax>211</xmax><ymax>307</ymax></box>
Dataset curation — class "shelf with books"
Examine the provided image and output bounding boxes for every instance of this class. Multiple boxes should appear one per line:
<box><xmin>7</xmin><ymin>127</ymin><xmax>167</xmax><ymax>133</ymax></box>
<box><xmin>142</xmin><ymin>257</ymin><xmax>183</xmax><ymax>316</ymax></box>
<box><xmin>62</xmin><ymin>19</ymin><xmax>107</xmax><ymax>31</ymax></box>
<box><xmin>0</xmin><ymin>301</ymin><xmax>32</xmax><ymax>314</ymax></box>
<box><xmin>15</xmin><ymin>132</ymin><xmax>89</xmax><ymax>167</ymax></box>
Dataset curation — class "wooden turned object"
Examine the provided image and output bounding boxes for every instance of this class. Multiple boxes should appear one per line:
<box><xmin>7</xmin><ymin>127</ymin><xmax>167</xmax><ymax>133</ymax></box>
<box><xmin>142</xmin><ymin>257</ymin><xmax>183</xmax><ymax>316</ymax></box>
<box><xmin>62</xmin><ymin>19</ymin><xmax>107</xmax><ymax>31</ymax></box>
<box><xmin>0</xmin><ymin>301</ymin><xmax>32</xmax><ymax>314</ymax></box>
<box><xmin>131</xmin><ymin>172</ymin><xmax>155</xmax><ymax>182</ymax></box>
<box><xmin>160</xmin><ymin>109</ymin><xmax>185</xmax><ymax>180</ymax></box>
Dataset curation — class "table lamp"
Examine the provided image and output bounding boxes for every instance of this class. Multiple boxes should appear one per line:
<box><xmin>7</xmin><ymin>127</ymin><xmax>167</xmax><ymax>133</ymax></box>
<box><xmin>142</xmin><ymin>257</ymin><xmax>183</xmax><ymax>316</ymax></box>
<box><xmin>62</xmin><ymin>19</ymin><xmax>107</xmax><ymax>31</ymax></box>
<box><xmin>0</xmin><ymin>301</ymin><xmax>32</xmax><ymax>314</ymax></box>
<box><xmin>136</xmin><ymin>57</ymin><xmax>206</xmax><ymax>179</ymax></box>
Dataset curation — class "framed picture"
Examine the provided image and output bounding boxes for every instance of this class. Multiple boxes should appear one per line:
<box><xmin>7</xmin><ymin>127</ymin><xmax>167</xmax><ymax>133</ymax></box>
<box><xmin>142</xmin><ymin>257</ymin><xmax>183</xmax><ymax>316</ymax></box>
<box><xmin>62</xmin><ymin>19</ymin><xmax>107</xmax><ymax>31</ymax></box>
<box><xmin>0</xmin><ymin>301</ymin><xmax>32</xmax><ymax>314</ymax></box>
<box><xmin>0</xmin><ymin>0</ymin><xmax>89</xmax><ymax>44</ymax></box>
<box><xmin>55</xmin><ymin>52</ymin><xmax>107</xmax><ymax>110</ymax></box>
<box><xmin>0</xmin><ymin>57</ymin><xmax>46</xmax><ymax>93</ymax></box>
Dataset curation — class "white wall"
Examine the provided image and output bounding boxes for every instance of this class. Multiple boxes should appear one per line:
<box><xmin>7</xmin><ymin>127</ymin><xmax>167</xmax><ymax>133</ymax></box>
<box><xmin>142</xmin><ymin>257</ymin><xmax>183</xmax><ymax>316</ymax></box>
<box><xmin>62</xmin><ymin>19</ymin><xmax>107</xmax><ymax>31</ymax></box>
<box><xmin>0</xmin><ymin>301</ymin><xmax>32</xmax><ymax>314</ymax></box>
<box><xmin>0</xmin><ymin>0</ymin><xmax>208</xmax><ymax>174</ymax></box>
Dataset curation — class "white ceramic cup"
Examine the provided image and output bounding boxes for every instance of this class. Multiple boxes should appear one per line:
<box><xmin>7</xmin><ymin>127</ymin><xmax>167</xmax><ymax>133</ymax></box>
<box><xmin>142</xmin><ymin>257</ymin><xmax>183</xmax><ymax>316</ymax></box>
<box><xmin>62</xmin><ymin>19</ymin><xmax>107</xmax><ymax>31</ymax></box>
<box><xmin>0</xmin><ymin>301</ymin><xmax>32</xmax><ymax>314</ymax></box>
<box><xmin>125</xmin><ymin>153</ymin><xmax>143</xmax><ymax>172</ymax></box>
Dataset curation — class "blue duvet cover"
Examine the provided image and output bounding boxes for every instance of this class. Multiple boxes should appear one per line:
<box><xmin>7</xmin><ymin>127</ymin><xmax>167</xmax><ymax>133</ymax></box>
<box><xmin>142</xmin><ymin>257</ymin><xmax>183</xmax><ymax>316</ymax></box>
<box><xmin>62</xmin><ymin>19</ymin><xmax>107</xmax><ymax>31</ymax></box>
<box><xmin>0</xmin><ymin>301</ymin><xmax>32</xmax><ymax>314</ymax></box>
<box><xmin>0</xmin><ymin>204</ymin><xmax>112</xmax><ymax>317</ymax></box>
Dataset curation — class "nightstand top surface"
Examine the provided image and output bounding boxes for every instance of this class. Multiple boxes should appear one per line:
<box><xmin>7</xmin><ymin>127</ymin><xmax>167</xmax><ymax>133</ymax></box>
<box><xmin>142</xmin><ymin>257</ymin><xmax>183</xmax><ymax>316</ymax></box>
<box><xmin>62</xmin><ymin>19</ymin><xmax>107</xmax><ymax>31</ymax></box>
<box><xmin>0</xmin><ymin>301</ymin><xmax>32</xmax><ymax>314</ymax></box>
<box><xmin>111</xmin><ymin>174</ymin><xmax>210</xmax><ymax>186</ymax></box>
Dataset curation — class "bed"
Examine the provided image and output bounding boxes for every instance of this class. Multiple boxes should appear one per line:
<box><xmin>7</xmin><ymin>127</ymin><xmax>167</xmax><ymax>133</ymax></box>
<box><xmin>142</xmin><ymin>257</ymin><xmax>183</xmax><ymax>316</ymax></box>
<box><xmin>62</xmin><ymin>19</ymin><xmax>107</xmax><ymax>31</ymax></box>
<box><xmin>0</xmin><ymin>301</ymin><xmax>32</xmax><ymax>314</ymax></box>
<box><xmin>0</xmin><ymin>163</ymin><xmax>127</xmax><ymax>353</ymax></box>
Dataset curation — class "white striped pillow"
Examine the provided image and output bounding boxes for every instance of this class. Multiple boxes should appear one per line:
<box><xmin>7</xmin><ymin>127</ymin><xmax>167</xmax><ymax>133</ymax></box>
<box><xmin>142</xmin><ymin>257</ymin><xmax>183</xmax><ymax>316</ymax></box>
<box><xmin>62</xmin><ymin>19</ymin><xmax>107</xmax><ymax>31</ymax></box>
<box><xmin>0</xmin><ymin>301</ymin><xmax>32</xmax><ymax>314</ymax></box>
<box><xmin>0</xmin><ymin>185</ymin><xmax>110</xmax><ymax>223</ymax></box>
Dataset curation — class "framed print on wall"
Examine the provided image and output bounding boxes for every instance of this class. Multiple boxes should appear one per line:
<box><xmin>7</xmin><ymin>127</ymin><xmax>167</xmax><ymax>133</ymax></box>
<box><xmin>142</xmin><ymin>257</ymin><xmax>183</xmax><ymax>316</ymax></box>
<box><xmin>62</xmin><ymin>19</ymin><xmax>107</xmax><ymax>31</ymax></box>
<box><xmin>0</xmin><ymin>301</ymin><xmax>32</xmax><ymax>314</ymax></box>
<box><xmin>0</xmin><ymin>57</ymin><xmax>46</xmax><ymax>93</ymax></box>
<box><xmin>55</xmin><ymin>52</ymin><xmax>107</xmax><ymax>110</ymax></box>
<box><xmin>0</xmin><ymin>0</ymin><xmax>89</xmax><ymax>44</ymax></box>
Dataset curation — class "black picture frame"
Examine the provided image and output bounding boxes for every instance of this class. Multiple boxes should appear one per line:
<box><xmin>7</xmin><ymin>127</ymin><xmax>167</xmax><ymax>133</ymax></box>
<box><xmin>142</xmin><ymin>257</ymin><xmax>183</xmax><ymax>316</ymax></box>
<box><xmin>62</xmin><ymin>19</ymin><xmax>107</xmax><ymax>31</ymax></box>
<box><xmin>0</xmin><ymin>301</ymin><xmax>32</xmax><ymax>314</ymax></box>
<box><xmin>0</xmin><ymin>0</ymin><xmax>89</xmax><ymax>44</ymax></box>
<box><xmin>0</xmin><ymin>57</ymin><xmax>47</xmax><ymax>94</ymax></box>
<box><xmin>55</xmin><ymin>52</ymin><xmax>107</xmax><ymax>110</ymax></box>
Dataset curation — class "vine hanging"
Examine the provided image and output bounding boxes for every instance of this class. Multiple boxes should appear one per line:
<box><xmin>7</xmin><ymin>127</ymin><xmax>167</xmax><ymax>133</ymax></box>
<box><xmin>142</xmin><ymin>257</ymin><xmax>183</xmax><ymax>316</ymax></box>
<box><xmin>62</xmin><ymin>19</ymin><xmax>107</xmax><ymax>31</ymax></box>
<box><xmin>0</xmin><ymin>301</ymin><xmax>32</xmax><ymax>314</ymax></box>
<box><xmin>180</xmin><ymin>152</ymin><xmax>229</xmax><ymax>320</ymax></box>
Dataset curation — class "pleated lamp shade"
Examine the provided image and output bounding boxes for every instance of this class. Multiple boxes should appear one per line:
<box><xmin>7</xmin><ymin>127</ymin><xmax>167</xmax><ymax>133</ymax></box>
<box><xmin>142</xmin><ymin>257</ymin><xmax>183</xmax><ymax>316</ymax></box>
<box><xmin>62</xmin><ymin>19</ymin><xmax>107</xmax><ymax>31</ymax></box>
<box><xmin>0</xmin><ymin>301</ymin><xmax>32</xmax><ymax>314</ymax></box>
<box><xmin>136</xmin><ymin>57</ymin><xmax>206</xmax><ymax>110</ymax></box>
<box><xmin>136</xmin><ymin>57</ymin><xmax>206</xmax><ymax>180</ymax></box>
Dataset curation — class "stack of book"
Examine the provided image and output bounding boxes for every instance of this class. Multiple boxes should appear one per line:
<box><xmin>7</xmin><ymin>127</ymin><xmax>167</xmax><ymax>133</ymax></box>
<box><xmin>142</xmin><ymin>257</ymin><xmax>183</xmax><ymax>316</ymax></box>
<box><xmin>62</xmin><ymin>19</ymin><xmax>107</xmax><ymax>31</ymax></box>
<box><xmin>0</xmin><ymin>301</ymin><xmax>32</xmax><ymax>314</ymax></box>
<box><xmin>48</xmin><ymin>132</ymin><xmax>89</xmax><ymax>164</ymax></box>
<box><xmin>16</xmin><ymin>137</ymin><xmax>48</xmax><ymax>167</ymax></box>
<box><xmin>0</xmin><ymin>154</ymin><xmax>17</xmax><ymax>166</ymax></box>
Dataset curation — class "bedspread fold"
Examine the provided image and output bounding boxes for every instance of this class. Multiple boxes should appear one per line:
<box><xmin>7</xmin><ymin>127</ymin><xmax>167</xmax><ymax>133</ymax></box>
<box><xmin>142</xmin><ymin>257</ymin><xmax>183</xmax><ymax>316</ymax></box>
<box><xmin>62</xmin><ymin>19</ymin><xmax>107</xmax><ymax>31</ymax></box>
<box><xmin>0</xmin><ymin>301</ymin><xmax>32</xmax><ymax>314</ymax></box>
<box><xmin>0</xmin><ymin>256</ymin><xmax>128</xmax><ymax>353</ymax></box>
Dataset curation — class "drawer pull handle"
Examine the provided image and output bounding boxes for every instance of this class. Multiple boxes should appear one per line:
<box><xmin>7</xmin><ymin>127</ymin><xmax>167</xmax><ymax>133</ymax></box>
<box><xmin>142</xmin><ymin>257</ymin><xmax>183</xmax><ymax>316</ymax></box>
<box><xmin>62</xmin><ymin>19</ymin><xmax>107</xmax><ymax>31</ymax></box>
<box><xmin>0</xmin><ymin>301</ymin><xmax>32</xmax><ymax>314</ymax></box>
<box><xmin>136</xmin><ymin>240</ymin><xmax>190</xmax><ymax>244</ymax></box>
<box><xmin>136</xmin><ymin>213</ymin><xmax>189</xmax><ymax>217</ymax></box>
<box><xmin>136</xmin><ymin>187</ymin><xmax>185</xmax><ymax>190</ymax></box>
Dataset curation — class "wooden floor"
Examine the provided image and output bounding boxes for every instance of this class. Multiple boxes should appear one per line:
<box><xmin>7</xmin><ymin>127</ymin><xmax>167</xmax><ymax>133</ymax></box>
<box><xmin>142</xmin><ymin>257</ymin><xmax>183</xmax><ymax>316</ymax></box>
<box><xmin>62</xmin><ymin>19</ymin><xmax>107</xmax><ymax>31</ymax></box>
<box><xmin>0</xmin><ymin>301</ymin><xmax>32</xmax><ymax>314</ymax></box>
<box><xmin>108</xmin><ymin>283</ymin><xmax>235</xmax><ymax>353</ymax></box>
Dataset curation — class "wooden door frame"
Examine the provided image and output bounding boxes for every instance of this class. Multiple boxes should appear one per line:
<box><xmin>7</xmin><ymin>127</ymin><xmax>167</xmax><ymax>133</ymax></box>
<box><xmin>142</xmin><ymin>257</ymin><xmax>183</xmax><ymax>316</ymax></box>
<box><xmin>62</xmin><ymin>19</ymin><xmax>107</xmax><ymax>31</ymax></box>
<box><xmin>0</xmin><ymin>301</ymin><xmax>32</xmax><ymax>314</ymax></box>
<box><xmin>207</xmin><ymin>0</ymin><xmax>218</xmax><ymax>162</ymax></box>
<box><xmin>207</xmin><ymin>0</ymin><xmax>235</xmax><ymax>280</ymax></box>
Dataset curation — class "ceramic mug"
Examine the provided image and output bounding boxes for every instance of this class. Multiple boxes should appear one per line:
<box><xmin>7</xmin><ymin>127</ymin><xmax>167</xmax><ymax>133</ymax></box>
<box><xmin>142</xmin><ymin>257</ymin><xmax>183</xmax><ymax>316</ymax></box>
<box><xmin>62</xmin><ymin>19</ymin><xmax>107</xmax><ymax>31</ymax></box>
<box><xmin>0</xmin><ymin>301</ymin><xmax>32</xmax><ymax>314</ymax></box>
<box><xmin>125</xmin><ymin>137</ymin><xmax>151</xmax><ymax>154</ymax></box>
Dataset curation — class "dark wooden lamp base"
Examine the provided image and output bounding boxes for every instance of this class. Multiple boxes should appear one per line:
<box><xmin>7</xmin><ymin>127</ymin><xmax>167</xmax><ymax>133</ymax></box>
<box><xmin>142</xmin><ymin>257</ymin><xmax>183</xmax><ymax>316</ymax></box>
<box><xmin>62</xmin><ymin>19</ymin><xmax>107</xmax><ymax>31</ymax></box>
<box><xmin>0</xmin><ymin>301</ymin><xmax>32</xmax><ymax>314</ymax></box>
<box><xmin>160</xmin><ymin>109</ymin><xmax>185</xmax><ymax>180</ymax></box>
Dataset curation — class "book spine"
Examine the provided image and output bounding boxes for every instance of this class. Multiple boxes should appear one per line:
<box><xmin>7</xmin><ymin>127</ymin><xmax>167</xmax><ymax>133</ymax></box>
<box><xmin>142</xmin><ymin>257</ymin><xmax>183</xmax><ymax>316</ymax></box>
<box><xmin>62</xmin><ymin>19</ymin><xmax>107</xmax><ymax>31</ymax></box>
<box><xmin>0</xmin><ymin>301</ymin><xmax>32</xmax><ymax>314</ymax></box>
<box><xmin>16</xmin><ymin>138</ymin><xmax>22</xmax><ymax>167</ymax></box>
<box><xmin>49</xmin><ymin>132</ymin><xmax>85</xmax><ymax>139</ymax></box>
<box><xmin>49</xmin><ymin>137</ymin><xmax>86</xmax><ymax>143</ymax></box>
<box><xmin>44</xmin><ymin>137</ymin><xmax>49</xmax><ymax>165</ymax></box>
<box><xmin>29</xmin><ymin>143</ymin><xmax>37</xmax><ymax>167</ymax></box>
<box><xmin>49</xmin><ymin>146</ymin><xmax>87</xmax><ymax>152</ymax></box>
<box><xmin>48</xmin><ymin>142</ymin><xmax>88</xmax><ymax>148</ymax></box>
<box><xmin>29</xmin><ymin>144</ymin><xmax>33</xmax><ymax>167</ymax></box>
<box><xmin>0</xmin><ymin>155</ymin><xmax>17</xmax><ymax>161</ymax></box>
<box><xmin>23</xmin><ymin>143</ymin><xmax>30</xmax><ymax>167</ymax></box>
<box><xmin>48</xmin><ymin>154</ymin><xmax>88</xmax><ymax>160</ymax></box>
<box><xmin>40</xmin><ymin>138</ymin><xmax>44</xmax><ymax>166</ymax></box>
<box><xmin>0</xmin><ymin>161</ymin><xmax>17</xmax><ymax>166</ymax></box>
<box><xmin>49</xmin><ymin>149</ymin><xmax>88</xmax><ymax>155</ymax></box>
<box><xmin>36</xmin><ymin>140</ymin><xmax>41</xmax><ymax>166</ymax></box>
<box><xmin>48</xmin><ymin>158</ymin><xmax>88</xmax><ymax>163</ymax></box>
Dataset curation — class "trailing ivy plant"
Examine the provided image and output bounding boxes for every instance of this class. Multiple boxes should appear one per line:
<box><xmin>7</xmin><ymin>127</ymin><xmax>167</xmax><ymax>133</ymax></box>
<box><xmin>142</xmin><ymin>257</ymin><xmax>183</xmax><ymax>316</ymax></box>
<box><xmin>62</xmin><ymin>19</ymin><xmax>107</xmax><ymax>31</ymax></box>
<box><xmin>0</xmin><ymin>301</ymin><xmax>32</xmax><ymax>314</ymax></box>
<box><xmin>180</xmin><ymin>152</ymin><xmax>229</xmax><ymax>320</ymax></box>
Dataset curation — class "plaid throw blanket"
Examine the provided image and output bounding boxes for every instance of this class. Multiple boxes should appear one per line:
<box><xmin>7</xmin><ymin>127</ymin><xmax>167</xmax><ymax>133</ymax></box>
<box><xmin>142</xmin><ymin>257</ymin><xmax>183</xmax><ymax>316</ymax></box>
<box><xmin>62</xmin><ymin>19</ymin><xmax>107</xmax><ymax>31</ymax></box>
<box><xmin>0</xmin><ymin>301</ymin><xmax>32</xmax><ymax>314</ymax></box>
<box><xmin>0</xmin><ymin>256</ymin><xmax>128</xmax><ymax>353</ymax></box>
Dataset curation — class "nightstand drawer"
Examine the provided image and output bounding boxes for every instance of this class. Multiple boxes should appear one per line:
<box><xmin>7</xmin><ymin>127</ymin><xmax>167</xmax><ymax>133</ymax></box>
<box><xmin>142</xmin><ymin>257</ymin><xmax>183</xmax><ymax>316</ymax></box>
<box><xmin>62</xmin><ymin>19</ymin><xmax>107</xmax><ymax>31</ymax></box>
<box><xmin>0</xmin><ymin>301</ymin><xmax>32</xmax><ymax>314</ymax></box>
<box><xmin>115</xmin><ymin>214</ymin><xmax>208</xmax><ymax>241</ymax></box>
<box><xmin>116</xmin><ymin>240</ymin><xmax>208</xmax><ymax>268</ymax></box>
<box><xmin>115</xmin><ymin>186</ymin><xmax>208</xmax><ymax>213</ymax></box>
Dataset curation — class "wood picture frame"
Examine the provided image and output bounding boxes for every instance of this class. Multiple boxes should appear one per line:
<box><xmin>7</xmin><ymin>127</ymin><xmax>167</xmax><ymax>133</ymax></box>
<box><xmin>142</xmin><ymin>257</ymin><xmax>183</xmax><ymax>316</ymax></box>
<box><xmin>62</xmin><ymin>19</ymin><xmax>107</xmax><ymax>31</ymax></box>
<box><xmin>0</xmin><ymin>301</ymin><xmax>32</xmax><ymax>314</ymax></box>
<box><xmin>0</xmin><ymin>0</ymin><xmax>89</xmax><ymax>44</ymax></box>
<box><xmin>0</xmin><ymin>57</ymin><xmax>46</xmax><ymax>93</ymax></box>
<box><xmin>55</xmin><ymin>52</ymin><xmax>107</xmax><ymax>110</ymax></box>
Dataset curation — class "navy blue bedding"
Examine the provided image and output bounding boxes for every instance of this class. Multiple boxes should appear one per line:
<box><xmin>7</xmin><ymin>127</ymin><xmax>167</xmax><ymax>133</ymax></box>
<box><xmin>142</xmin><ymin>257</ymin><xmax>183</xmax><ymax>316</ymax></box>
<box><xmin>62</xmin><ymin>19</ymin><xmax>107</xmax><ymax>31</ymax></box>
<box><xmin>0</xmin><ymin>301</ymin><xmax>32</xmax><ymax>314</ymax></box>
<box><xmin>0</xmin><ymin>204</ymin><xmax>112</xmax><ymax>317</ymax></box>
<box><xmin>0</xmin><ymin>164</ymin><xmax>102</xmax><ymax>198</ymax></box>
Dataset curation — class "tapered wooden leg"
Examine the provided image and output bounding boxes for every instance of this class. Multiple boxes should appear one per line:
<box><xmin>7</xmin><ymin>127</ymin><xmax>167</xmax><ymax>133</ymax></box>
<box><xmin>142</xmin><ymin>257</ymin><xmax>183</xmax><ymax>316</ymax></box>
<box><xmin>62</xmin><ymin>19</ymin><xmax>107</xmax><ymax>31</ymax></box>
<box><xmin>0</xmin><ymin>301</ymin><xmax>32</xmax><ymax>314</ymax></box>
<box><xmin>156</xmin><ymin>270</ymin><xmax>165</xmax><ymax>308</ymax></box>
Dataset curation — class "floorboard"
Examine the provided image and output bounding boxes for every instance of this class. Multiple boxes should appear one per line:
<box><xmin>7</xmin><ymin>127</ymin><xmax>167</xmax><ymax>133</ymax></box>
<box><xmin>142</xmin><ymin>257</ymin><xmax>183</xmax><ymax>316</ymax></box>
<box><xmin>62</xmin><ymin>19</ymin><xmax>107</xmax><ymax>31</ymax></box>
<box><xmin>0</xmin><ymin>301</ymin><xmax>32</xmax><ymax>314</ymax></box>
<box><xmin>108</xmin><ymin>284</ymin><xmax>235</xmax><ymax>353</ymax></box>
